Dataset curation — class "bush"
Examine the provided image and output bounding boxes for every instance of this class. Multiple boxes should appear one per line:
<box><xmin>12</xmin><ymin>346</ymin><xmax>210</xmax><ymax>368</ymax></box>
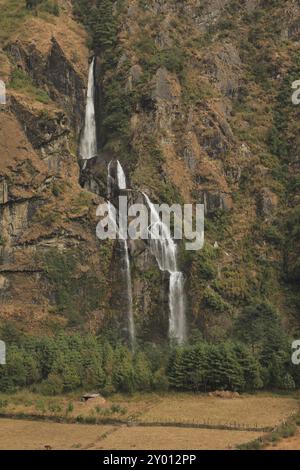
<box><xmin>152</xmin><ymin>368</ymin><xmax>169</xmax><ymax>391</ymax></box>
<box><xmin>202</xmin><ymin>288</ymin><xmax>231</xmax><ymax>313</ymax></box>
<box><xmin>264</xmin><ymin>225</ymin><xmax>283</xmax><ymax>245</ymax></box>
<box><xmin>37</xmin><ymin>373</ymin><xmax>64</xmax><ymax>396</ymax></box>
<box><xmin>39</xmin><ymin>0</ymin><xmax>59</xmax><ymax>16</ymax></box>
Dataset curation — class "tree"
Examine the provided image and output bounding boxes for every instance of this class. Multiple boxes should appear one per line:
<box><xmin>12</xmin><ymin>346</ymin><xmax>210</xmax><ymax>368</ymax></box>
<box><xmin>232</xmin><ymin>343</ymin><xmax>263</xmax><ymax>391</ymax></box>
<box><xmin>51</xmin><ymin>350</ymin><xmax>82</xmax><ymax>392</ymax></box>
<box><xmin>152</xmin><ymin>368</ymin><xmax>169</xmax><ymax>391</ymax></box>
<box><xmin>38</xmin><ymin>373</ymin><xmax>64</xmax><ymax>396</ymax></box>
<box><xmin>134</xmin><ymin>352</ymin><xmax>152</xmax><ymax>391</ymax></box>
<box><xmin>113</xmin><ymin>346</ymin><xmax>135</xmax><ymax>393</ymax></box>
<box><xmin>0</xmin><ymin>347</ymin><xmax>29</xmax><ymax>391</ymax></box>
<box><xmin>167</xmin><ymin>348</ymin><xmax>185</xmax><ymax>389</ymax></box>
<box><xmin>206</xmin><ymin>344</ymin><xmax>245</xmax><ymax>391</ymax></box>
<box><xmin>264</xmin><ymin>350</ymin><xmax>292</xmax><ymax>389</ymax></box>
<box><xmin>178</xmin><ymin>344</ymin><xmax>209</xmax><ymax>391</ymax></box>
<box><xmin>234</xmin><ymin>302</ymin><xmax>285</xmax><ymax>354</ymax></box>
<box><xmin>90</xmin><ymin>1</ymin><xmax>117</xmax><ymax>52</ymax></box>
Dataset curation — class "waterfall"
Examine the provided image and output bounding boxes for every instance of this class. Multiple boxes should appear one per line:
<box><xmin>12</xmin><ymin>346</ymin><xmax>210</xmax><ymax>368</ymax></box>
<box><xmin>107</xmin><ymin>160</ymin><xmax>113</xmax><ymax>198</ymax></box>
<box><xmin>143</xmin><ymin>193</ymin><xmax>186</xmax><ymax>344</ymax></box>
<box><xmin>123</xmin><ymin>239</ymin><xmax>135</xmax><ymax>348</ymax></box>
<box><xmin>79</xmin><ymin>58</ymin><xmax>97</xmax><ymax>162</ymax></box>
<box><xmin>107</xmin><ymin>161</ymin><xmax>135</xmax><ymax>348</ymax></box>
<box><xmin>117</xmin><ymin>161</ymin><xmax>127</xmax><ymax>190</ymax></box>
<box><xmin>79</xmin><ymin>59</ymin><xmax>134</xmax><ymax>346</ymax></box>
<box><xmin>169</xmin><ymin>272</ymin><xmax>186</xmax><ymax>344</ymax></box>
<box><xmin>107</xmin><ymin>160</ymin><xmax>126</xmax><ymax>197</ymax></box>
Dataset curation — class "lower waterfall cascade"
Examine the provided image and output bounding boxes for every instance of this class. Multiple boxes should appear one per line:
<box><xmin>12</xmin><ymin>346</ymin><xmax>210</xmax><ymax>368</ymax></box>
<box><xmin>107</xmin><ymin>161</ymin><xmax>135</xmax><ymax>348</ymax></box>
<box><xmin>142</xmin><ymin>193</ymin><xmax>187</xmax><ymax>344</ymax></box>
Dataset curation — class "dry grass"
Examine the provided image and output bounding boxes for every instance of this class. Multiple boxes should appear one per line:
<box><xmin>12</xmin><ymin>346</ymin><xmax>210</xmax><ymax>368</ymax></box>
<box><xmin>0</xmin><ymin>0</ymin><xmax>29</xmax><ymax>46</ymax></box>
<box><xmin>0</xmin><ymin>391</ymin><xmax>159</xmax><ymax>422</ymax></box>
<box><xmin>0</xmin><ymin>0</ymin><xmax>87</xmax><ymax>75</ymax></box>
<box><xmin>95</xmin><ymin>425</ymin><xmax>264</xmax><ymax>450</ymax></box>
<box><xmin>266</xmin><ymin>428</ymin><xmax>300</xmax><ymax>450</ymax></box>
<box><xmin>0</xmin><ymin>418</ymin><xmax>264</xmax><ymax>450</ymax></box>
<box><xmin>0</xmin><ymin>391</ymin><xmax>297</xmax><ymax>450</ymax></box>
<box><xmin>139</xmin><ymin>394</ymin><xmax>298</xmax><ymax>428</ymax></box>
<box><xmin>0</xmin><ymin>392</ymin><xmax>297</xmax><ymax>430</ymax></box>
<box><xmin>0</xmin><ymin>418</ymin><xmax>115</xmax><ymax>450</ymax></box>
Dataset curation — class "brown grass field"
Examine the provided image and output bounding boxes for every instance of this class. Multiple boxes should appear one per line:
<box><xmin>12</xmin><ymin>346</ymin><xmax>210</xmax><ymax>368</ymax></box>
<box><xmin>96</xmin><ymin>426</ymin><xmax>264</xmax><ymax>450</ymax></box>
<box><xmin>0</xmin><ymin>419</ymin><xmax>263</xmax><ymax>450</ymax></box>
<box><xmin>0</xmin><ymin>392</ymin><xmax>297</xmax><ymax>428</ymax></box>
<box><xmin>0</xmin><ymin>393</ymin><xmax>298</xmax><ymax>450</ymax></box>
<box><xmin>0</xmin><ymin>419</ymin><xmax>115</xmax><ymax>450</ymax></box>
<box><xmin>138</xmin><ymin>394</ymin><xmax>298</xmax><ymax>428</ymax></box>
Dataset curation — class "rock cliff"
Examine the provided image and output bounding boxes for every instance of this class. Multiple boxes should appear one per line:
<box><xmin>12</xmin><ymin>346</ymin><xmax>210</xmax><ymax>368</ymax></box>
<box><xmin>0</xmin><ymin>0</ymin><xmax>299</xmax><ymax>343</ymax></box>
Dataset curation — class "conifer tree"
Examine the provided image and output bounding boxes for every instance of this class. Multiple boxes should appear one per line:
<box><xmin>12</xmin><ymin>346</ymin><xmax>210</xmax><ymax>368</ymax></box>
<box><xmin>113</xmin><ymin>346</ymin><xmax>135</xmax><ymax>393</ymax></box>
<box><xmin>232</xmin><ymin>343</ymin><xmax>263</xmax><ymax>390</ymax></box>
<box><xmin>134</xmin><ymin>352</ymin><xmax>152</xmax><ymax>391</ymax></box>
<box><xmin>167</xmin><ymin>348</ymin><xmax>186</xmax><ymax>389</ymax></box>
<box><xmin>90</xmin><ymin>0</ymin><xmax>117</xmax><ymax>51</ymax></box>
<box><xmin>102</xmin><ymin>341</ymin><xmax>116</xmax><ymax>393</ymax></box>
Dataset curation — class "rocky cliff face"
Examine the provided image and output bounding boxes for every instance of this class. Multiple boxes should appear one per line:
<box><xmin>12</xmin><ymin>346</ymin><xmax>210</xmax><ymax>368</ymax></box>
<box><xmin>0</xmin><ymin>0</ymin><xmax>299</xmax><ymax>342</ymax></box>
<box><xmin>0</xmin><ymin>2</ymin><xmax>112</xmax><ymax>334</ymax></box>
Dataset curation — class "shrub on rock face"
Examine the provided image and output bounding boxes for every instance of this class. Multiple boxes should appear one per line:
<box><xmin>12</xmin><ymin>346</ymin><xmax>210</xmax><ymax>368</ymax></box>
<box><xmin>26</xmin><ymin>0</ymin><xmax>38</xmax><ymax>8</ymax></box>
<box><xmin>26</xmin><ymin>0</ymin><xmax>60</xmax><ymax>16</ymax></box>
<box><xmin>202</xmin><ymin>287</ymin><xmax>231</xmax><ymax>313</ymax></box>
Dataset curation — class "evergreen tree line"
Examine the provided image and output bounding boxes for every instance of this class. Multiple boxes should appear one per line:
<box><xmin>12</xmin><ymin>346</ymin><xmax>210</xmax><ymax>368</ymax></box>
<box><xmin>168</xmin><ymin>341</ymin><xmax>297</xmax><ymax>392</ymax></box>
<box><xmin>0</xmin><ymin>303</ymin><xmax>299</xmax><ymax>395</ymax></box>
<box><xmin>0</xmin><ymin>332</ymin><xmax>163</xmax><ymax>395</ymax></box>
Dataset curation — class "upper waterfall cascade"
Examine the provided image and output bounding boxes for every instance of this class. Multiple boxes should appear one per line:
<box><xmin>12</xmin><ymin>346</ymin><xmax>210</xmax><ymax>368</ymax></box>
<box><xmin>79</xmin><ymin>58</ymin><xmax>97</xmax><ymax>162</ymax></box>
